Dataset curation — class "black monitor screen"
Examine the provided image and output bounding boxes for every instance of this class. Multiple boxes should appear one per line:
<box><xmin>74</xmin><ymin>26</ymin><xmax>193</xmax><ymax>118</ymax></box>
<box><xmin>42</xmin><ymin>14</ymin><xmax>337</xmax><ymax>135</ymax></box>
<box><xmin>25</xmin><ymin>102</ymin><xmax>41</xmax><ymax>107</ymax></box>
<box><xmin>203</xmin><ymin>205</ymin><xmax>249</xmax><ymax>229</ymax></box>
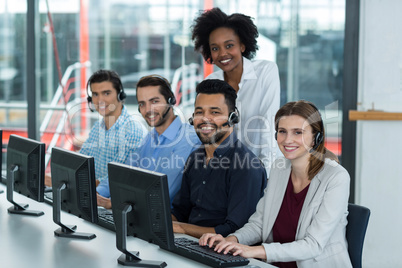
<box><xmin>108</xmin><ymin>162</ymin><xmax>174</xmax><ymax>265</ymax></box>
<box><xmin>6</xmin><ymin>135</ymin><xmax>45</xmax><ymax>216</ymax></box>
<box><xmin>51</xmin><ymin>147</ymin><xmax>98</xmax><ymax>239</ymax></box>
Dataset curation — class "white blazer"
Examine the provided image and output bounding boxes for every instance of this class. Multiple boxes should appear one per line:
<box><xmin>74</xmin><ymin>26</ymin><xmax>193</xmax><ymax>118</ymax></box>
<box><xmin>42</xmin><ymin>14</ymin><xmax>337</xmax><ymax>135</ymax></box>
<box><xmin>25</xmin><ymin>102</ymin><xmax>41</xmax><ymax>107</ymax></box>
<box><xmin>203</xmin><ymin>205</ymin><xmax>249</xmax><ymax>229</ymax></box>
<box><xmin>232</xmin><ymin>158</ymin><xmax>352</xmax><ymax>268</ymax></box>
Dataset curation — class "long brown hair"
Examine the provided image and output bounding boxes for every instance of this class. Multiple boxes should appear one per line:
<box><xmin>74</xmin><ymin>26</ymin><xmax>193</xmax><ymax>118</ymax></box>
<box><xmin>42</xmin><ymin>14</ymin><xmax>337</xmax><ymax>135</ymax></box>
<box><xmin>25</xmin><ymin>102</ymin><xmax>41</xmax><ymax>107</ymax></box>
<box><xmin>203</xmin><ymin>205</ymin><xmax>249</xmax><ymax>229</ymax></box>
<box><xmin>275</xmin><ymin>100</ymin><xmax>338</xmax><ymax>180</ymax></box>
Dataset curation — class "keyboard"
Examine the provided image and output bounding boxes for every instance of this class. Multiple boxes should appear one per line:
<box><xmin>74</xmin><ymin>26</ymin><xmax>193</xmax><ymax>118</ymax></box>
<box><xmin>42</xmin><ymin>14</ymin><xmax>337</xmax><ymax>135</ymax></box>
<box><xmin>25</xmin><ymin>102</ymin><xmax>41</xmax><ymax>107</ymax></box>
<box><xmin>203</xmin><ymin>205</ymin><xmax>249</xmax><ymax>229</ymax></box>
<box><xmin>44</xmin><ymin>191</ymin><xmax>53</xmax><ymax>205</ymax></box>
<box><xmin>173</xmin><ymin>237</ymin><xmax>249</xmax><ymax>267</ymax></box>
<box><xmin>97</xmin><ymin>207</ymin><xmax>115</xmax><ymax>231</ymax></box>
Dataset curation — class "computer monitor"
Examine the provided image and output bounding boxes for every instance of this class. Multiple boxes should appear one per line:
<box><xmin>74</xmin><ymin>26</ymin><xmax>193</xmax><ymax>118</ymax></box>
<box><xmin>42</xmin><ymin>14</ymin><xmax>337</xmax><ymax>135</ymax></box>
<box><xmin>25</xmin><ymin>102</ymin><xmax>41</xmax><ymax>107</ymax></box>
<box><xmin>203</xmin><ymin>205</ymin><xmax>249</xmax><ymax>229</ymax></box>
<box><xmin>108</xmin><ymin>162</ymin><xmax>171</xmax><ymax>267</ymax></box>
<box><xmin>6</xmin><ymin>134</ymin><xmax>45</xmax><ymax>216</ymax></box>
<box><xmin>50</xmin><ymin>147</ymin><xmax>98</xmax><ymax>239</ymax></box>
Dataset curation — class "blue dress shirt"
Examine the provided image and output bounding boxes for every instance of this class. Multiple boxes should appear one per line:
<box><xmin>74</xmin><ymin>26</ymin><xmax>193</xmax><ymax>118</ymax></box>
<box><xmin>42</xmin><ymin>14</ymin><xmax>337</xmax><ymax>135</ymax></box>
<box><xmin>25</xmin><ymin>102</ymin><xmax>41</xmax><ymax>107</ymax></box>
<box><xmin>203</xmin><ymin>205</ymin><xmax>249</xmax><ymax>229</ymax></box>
<box><xmin>80</xmin><ymin>106</ymin><xmax>145</xmax><ymax>197</ymax></box>
<box><xmin>171</xmin><ymin>132</ymin><xmax>267</xmax><ymax>237</ymax></box>
<box><xmin>98</xmin><ymin>116</ymin><xmax>201</xmax><ymax>203</ymax></box>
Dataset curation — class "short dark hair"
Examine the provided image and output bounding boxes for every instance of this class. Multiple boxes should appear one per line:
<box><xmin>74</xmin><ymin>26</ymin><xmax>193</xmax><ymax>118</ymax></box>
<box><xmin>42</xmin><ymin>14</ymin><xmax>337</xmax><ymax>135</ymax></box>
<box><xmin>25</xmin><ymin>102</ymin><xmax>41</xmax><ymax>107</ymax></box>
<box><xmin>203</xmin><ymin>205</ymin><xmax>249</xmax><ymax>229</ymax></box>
<box><xmin>136</xmin><ymin>75</ymin><xmax>173</xmax><ymax>103</ymax></box>
<box><xmin>191</xmin><ymin>7</ymin><xmax>259</xmax><ymax>64</ymax></box>
<box><xmin>195</xmin><ymin>79</ymin><xmax>237</xmax><ymax>112</ymax></box>
<box><xmin>87</xmin><ymin>69</ymin><xmax>122</xmax><ymax>94</ymax></box>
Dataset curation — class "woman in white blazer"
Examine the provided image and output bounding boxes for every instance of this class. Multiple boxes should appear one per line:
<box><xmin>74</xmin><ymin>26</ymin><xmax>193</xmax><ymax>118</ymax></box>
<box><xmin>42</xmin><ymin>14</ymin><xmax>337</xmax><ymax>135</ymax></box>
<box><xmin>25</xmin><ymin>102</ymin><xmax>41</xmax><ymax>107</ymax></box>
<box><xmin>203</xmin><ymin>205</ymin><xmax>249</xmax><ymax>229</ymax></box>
<box><xmin>199</xmin><ymin>100</ymin><xmax>352</xmax><ymax>268</ymax></box>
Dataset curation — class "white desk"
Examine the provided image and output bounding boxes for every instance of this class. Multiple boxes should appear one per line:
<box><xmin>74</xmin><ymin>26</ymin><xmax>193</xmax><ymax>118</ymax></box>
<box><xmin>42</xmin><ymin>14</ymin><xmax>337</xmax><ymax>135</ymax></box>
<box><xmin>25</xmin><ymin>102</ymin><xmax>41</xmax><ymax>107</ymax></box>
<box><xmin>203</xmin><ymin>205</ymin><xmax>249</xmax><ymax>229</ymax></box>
<box><xmin>0</xmin><ymin>184</ymin><xmax>274</xmax><ymax>268</ymax></box>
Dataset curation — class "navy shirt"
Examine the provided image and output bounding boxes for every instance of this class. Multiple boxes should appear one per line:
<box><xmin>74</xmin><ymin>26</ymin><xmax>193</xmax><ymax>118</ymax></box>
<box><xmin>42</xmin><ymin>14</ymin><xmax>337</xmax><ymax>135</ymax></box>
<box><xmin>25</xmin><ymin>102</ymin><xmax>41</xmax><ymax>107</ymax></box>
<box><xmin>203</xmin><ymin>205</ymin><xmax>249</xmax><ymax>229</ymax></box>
<box><xmin>171</xmin><ymin>132</ymin><xmax>267</xmax><ymax>236</ymax></box>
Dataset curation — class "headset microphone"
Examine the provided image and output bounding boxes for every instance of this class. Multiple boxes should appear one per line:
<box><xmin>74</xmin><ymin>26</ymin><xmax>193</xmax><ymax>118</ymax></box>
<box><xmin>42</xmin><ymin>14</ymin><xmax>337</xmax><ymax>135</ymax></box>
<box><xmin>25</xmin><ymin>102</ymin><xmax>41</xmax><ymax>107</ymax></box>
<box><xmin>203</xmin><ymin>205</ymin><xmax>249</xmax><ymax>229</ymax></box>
<box><xmin>155</xmin><ymin>96</ymin><xmax>176</xmax><ymax>120</ymax></box>
<box><xmin>222</xmin><ymin>121</ymin><xmax>230</xmax><ymax>127</ymax></box>
<box><xmin>161</xmin><ymin>106</ymin><xmax>171</xmax><ymax>120</ymax></box>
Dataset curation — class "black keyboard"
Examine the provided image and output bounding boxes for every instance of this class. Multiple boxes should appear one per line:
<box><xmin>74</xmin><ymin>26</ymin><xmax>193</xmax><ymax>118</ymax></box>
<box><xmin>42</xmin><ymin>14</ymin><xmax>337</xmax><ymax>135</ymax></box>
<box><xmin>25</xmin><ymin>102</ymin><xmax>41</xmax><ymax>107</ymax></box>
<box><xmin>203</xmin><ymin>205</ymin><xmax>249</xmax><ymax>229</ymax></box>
<box><xmin>44</xmin><ymin>191</ymin><xmax>53</xmax><ymax>205</ymax></box>
<box><xmin>173</xmin><ymin>237</ymin><xmax>249</xmax><ymax>267</ymax></box>
<box><xmin>97</xmin><ymin>207</ymin><xmax>115</xmax><ymax>231</ymax></box>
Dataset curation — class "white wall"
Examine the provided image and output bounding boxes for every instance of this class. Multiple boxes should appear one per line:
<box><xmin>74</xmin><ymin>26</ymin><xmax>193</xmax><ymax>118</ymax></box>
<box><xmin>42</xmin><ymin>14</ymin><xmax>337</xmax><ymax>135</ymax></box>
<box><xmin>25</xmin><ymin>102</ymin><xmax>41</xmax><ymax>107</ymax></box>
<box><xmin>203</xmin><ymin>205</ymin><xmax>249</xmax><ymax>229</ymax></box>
<box><xmin>357</xmin><ymin>1</ymin><xmax>402</xmax><ymax>267</ymax></box>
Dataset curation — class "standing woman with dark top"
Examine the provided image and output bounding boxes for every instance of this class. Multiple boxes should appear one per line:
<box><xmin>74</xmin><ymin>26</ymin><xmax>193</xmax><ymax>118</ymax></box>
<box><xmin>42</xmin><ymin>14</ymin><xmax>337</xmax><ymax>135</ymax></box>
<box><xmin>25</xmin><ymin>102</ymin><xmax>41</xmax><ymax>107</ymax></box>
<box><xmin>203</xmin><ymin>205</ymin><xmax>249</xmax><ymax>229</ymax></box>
<box><xmin>192</xmin><ymin>8</ymin><xmax>280</xmax><ymax>174</ymax></box>
<box><xmin>199</xmin><ymin>100</ymin><xmax>352</xmax><ymax>268</ymax></box>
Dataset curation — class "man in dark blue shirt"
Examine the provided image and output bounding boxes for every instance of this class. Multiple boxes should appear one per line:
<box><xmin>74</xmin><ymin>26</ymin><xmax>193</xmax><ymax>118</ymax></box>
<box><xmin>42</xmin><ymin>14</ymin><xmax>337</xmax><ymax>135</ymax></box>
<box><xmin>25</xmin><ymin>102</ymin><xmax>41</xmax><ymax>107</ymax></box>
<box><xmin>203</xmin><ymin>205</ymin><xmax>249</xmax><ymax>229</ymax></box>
<box><xmin>171</xmin><ymin>79</ymin><xmax>267</xmax><ymax>238</ymax></box>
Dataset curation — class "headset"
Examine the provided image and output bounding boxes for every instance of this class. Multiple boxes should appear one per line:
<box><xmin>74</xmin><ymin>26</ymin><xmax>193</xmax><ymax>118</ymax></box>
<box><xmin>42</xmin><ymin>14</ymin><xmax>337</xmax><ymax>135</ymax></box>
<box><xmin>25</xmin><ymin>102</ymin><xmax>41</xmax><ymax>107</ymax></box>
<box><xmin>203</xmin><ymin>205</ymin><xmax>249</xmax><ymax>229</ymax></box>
<box><xmin>137</xmin><ymin>75</ymin><xmax>176</xmax><ymax>120</ymax></box>
<box><xmin>274</xmin><ymin>102</ymin><xmax>324</xmax><ymax>151</ymax></box>
<box><xmin>189</xmin><ymin>107</ymin><xmax>240</xmax><ymax>127</ymax></box>
<box><xmin>86</xmin><ymin>70</ymin><xmax>126</xmax><ymax>112</ymax></box>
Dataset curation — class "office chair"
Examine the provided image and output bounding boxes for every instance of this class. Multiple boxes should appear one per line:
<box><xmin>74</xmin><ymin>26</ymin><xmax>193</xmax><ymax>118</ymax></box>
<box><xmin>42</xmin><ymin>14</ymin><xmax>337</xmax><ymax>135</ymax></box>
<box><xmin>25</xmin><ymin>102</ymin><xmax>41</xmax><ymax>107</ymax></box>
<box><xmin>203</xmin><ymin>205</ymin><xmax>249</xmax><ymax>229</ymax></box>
<box><xmin>346</xmin><ymin>203</ymin><xmax>371</xmax><ymax>268</ymax></box>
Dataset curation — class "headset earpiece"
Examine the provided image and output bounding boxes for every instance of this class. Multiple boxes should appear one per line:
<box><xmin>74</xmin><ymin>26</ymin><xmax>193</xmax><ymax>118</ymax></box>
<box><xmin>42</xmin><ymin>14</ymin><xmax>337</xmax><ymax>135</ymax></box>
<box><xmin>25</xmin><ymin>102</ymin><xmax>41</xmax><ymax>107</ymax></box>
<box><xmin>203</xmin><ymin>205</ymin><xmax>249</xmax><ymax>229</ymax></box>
<box><xmin>226</xmin><ymin>112</ymin><xmax>238</xmax><ymax>127</ymax></box>
<box><xmin>228</xmin><ymin>111</ymin><xmax>239</xmax><ymax>125</ymax></box>
<box><xmin>188</xmin><ymin>113</ymin><xmax>194</xmax><ymax>125</ymax></box>
<box><xmin>226</xmin><ymin>107</ymin><xmax>240</xmax><ymax>127</ymax></box>
<box><xmin>86</xmin><ymin>82</ymin><xmax>94</xmax><ymax>112</ymax></box>
<box><xmin>168</xmin><ymin>96</ymin><xmax>176</xmax><ymax>106</ymax></box>
<box><xmin>86</xmin><ymin>96</ymin><xmax>94</xmax><ymax>112</ymax></box>
<box><xmin>305</xmin><ymin>101</ymin><xmax>324</xmax><ymax>152</ymax></box>
<box><xmin>118</xmin><ymin>90</ymin><xmax>126</xmax><ymax>102</ymax></box>
<box><xmin>116</xmin><ymin>79</ymin><xmax>126</xmax><ymax>102</ymax></box>
<box><xmin>313</xmin><ymin>131</ymin><xmax>324</xmax><ymax>150</ymax></box>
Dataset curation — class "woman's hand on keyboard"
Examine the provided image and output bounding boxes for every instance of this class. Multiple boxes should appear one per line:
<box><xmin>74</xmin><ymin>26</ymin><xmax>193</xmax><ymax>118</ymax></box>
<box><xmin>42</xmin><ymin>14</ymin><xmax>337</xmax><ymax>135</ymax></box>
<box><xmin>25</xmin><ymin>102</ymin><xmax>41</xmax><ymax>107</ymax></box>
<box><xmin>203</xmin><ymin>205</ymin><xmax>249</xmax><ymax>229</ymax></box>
<box><xmin>199</xmin><ymin>234</ymin><xmax>237</xmax><ymax>248</ymax></box>
<box><xmin>199</xmin><ymin>233</ymin><xmax>266</xmax><ymax>259</ymax></box>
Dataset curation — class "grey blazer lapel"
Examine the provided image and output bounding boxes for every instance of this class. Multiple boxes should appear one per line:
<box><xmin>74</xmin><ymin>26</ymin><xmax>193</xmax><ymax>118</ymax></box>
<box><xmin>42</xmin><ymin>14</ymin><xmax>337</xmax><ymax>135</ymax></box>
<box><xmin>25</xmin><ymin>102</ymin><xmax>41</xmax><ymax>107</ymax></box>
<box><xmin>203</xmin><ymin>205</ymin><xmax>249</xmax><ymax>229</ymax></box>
<box><xmin>264</xmin><ymin>160</ymin><xmax>291</xmax><ymax>237</ymax></box>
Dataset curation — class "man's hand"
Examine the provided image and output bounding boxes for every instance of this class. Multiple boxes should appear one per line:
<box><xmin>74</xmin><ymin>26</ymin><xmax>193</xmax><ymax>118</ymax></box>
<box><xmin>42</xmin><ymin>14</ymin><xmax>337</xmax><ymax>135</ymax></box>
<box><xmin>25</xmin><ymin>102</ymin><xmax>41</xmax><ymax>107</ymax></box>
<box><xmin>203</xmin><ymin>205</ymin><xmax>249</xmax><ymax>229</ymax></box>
<box><xmin>45</xmin><ymin>173</ymin><xmax>52</xmax><ymax>187</ymax></box>
<box><xmin>171</xmin><ymin>221</ymin><xmax>215</xmax><ymax>238</ymax></box>
<box><xmin>97</xmin><ymin>193</ymin><xmax>112</xmax><ymax>209</ymax></box>
<box><xmin>172</xmin><ymin>221</ymin><xmax>186</xmax><ymax>234</ymax></box>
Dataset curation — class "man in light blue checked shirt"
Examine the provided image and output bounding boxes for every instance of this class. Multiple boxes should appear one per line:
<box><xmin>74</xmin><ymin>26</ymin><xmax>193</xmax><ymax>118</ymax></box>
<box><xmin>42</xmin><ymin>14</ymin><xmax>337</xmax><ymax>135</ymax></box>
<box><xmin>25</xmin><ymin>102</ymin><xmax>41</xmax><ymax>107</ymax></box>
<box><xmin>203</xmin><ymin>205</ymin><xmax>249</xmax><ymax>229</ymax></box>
<box><xmin>79</xmin><ymin>70</ymin><xmax>145</xmax><ymax>208</ymax></box>
<box><xmin>97</xmin><ymin>75</ymin><xmax>200</xmax><ymax>209</ymax></box>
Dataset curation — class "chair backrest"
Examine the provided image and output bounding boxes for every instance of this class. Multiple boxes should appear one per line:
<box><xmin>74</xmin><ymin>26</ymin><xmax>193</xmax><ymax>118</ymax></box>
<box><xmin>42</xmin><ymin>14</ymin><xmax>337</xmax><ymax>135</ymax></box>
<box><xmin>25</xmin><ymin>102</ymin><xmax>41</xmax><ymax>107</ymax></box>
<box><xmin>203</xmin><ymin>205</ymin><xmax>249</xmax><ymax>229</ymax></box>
<box><xmin>346</xmin><ymin>203</ymin><xmax>370</xmax><ymax>268</ymax></box>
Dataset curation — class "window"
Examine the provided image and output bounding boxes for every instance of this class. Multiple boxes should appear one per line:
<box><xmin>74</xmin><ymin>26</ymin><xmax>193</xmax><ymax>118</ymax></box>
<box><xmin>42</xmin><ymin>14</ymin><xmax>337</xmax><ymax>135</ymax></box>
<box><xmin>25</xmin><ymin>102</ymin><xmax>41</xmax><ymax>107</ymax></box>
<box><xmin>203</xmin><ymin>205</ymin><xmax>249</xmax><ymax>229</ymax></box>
<box><xmin>0</xmin><ymin>0</ymin><xmax>346</xmax><ymax>170</ymax></box>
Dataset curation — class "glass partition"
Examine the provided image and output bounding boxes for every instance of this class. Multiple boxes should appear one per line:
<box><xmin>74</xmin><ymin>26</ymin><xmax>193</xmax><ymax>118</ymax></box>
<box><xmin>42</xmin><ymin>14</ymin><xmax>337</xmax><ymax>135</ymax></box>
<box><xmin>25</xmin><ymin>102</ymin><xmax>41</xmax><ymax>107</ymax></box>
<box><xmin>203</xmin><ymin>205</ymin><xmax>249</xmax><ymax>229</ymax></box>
<box><xmin>0</xmin><ymin>1</ymin><xmax>27</xmax><ymax>172</ymax></box>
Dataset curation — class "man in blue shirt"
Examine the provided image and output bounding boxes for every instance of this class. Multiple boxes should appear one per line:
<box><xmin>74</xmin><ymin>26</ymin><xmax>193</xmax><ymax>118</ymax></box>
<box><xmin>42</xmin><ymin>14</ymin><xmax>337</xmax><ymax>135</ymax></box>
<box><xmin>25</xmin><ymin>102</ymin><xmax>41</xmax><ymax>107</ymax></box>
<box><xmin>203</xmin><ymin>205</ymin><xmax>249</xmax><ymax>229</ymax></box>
<box><xmin>171</xmin><ymin>79</ymin><xmax>267</xmax><ymax>238</ymax></box>
<box><xmin>80</xmin><ymin>70</ymin><xmax>144</xmax><ymax>207</ymax></box>
<box><xmin>98</xmin><ymin>75</ymin><xmax>200</xmax><ymax>208</ymax></box>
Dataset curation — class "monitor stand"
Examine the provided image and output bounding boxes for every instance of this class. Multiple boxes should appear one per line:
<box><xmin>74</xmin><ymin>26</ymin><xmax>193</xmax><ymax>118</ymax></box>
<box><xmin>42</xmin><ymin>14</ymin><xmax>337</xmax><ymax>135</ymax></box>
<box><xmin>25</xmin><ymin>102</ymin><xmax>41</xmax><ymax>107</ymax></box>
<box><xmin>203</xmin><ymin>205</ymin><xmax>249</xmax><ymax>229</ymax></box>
<box><xmin>115</xmin><ymin>204</ymin><xmax>167</xmax><ymax>267</ymax></box>
<box><xmin>53</xmin><ymin>182</ymin><xmax>96</xmax><ymax>239</ymax></box>
<box><xmin>7</xmin><ymin>165</ymin><xmax>44</xmax><ymax>216</ymax></box>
